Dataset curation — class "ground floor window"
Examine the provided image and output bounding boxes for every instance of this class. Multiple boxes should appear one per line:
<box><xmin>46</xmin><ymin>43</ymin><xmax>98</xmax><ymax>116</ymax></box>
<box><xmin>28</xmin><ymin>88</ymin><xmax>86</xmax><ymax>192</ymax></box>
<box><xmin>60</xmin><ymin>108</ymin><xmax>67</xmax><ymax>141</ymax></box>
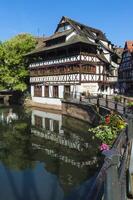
<box><xmin>101</xmin><ymin>85</ymin><xmax>104</xmax><ymax>92</ymax></box>
<box><xmin>64</xmin><ymin>85</ymin><xmax>70</xmax><ymax>99</ymax></box>
<box><xmin>53</xmin><ymin>85</ymin><xmax>58</xmax><ymax>98</ymax></box>
<box><xmin>53</xmin><ymin>120</ymin><xmax>59</xmax><ymax>133</ymax></box>
<box><xmin>34</xmin><ymin>115</ymin><xmax>43</xmax><ymax>128</ymax></box>
<box><xmin>34</xmin><ymin>85</ymin><xmax>42</xmax><ymax>97</ymax></box>
<box><xmin>45</xmin><ymin>118</ymin><xmax>50</xmax><ymax>130</ymax></box>
<box><xmin>45</xmin><ymin>85</ymin><xmax>49</xmax><ymax>97</ymax></box>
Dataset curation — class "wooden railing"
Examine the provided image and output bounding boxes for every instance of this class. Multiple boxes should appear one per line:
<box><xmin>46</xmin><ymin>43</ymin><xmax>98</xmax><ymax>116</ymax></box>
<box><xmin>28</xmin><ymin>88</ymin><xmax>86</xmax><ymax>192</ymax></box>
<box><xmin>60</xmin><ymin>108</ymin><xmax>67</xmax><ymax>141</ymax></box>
<box><xmin>63</xmin><ymin>92</ymin><xmax>133</xmax><ymax>200</ymax></box>
<box><xmin>29</xmin><ymin>53</ymin><xmax>99</xmax><ymax>68</ymax></box>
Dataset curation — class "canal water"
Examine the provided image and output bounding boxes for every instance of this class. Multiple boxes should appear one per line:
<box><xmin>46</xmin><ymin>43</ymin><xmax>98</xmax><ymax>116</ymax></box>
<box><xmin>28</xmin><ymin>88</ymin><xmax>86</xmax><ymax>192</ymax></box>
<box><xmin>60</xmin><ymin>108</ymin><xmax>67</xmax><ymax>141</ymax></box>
<box><xmin>0</xmin><ymin>106</ymin><xmax>103</xmax><ymax>200</ymax></box>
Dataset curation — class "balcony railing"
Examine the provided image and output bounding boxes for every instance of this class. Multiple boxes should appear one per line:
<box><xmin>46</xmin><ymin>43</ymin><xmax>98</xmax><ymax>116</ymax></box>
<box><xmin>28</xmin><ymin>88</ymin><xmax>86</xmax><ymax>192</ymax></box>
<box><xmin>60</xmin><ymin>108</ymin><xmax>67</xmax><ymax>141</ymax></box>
<box><xmin>29</xmin><ymin>54</ymin><xmax>99</xmax><ymax>68</ymax></box>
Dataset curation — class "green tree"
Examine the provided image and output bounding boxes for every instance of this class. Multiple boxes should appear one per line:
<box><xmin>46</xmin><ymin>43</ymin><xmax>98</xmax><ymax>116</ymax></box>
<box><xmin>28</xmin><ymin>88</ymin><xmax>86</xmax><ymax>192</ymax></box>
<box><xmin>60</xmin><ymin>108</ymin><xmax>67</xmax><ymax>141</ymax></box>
<box><xmin>0</xmin><ymin>34</ymin><xmax>36</xmax><ymax>91</ymax></box>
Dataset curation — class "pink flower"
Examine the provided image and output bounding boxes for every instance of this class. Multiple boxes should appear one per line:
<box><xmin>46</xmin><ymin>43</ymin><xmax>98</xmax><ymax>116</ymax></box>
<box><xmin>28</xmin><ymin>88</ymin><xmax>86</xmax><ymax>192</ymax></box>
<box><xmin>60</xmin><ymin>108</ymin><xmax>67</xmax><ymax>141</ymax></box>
<box><xmin>100</xmin><ymin>143</ymin><xmax>109</xmax><ymax>151</ymax></box>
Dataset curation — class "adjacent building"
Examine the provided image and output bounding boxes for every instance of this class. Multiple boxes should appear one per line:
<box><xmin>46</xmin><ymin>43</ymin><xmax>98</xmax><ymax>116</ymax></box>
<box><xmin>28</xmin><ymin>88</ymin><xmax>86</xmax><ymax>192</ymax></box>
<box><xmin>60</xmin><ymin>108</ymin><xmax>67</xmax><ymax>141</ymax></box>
<box><xmin>27</xmin><ymin>16</ymin><xmax>120</xmax><ymax>108</ymax></box>
<box><xmin>118</xmin><ymin>41</ymin><xmax>133</xmax><ymax>95</ymax></box>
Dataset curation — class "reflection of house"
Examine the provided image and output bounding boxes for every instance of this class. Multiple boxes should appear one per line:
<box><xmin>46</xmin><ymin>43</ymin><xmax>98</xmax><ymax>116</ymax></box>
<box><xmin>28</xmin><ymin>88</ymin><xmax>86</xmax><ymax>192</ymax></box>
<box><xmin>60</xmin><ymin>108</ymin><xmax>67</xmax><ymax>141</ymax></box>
<box><xmin>32</xmin><ymin>144</ymin><xmax>97</xmax><ymax>168</ymax></box>
<box><xmin>118</xmin><ymin>41</ymin><xmax>133</xmax><ymax>95</ymax></box>
<box><xmin>32</xmin><ymin>144</ymin><xmax>100</xmax><ymax>194</ymax></box>
<box><xmin>31</xmin><ymin>109</ymin><xmax>88</xmax><ymax>151</ymax></box>
<box><xmin>31</xmin><ymin>109</ymin><xmax>102</xmax><ymax>193</ymax></box>
<box><xmin>27</xmin><ymin>16</ymin><xmax>120</xmax><ymax>109</ymax></box>
<box><xmin>32</xmin><ymin>109</ymin><xmax>63</xmax><ymax>134</ymax></box>
<box><xmin>31</xmin><ymin>109</ymin><xmax>100</xmax><ymax>171</ymax></box>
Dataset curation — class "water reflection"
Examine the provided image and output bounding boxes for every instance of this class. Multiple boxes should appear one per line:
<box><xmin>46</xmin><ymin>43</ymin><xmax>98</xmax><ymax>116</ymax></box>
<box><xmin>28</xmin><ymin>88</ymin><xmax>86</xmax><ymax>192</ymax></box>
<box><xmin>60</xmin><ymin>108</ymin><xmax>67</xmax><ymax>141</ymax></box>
<box><xmin>0</xmin><ymin>108</ymin><xmax>18</xmax><ymax>124</ymax></box>
<box><xmin>0</xmin><ymin>107</ymin><xmax>102</xmax><ymax>200</ymax></box>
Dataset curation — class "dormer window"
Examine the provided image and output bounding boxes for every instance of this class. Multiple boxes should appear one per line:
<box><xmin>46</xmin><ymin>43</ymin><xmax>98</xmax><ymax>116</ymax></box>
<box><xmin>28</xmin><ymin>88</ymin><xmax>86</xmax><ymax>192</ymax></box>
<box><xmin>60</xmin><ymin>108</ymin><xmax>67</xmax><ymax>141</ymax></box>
<box><xmin>57</xmin><ymin>23</ymin><xmax>71</xmax><ymax>32</ymax></box>
<box><xmin>45</xmin><ymin>36</ymin><xmax>66</xmax><ymax>47</ymax></box>
<box><xmin>92</xmin><ymin>32</ymin><xmax>97</xmax><ymax>36</ymax></box>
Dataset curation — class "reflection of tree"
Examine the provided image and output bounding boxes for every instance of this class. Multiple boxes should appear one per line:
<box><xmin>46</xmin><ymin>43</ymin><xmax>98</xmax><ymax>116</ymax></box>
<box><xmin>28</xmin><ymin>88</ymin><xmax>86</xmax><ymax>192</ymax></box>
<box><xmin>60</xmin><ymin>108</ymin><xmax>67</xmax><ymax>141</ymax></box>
<box><xmin>0</xmin><ymin>107</ymin><xmax>34</xmax><ymax>170</ymax></box>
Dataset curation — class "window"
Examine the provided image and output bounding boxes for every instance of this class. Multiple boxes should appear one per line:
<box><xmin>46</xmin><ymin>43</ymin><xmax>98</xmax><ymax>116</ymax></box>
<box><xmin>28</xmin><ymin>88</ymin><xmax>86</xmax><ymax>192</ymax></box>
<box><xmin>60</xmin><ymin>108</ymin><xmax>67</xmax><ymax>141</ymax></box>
<box><xmin>57</xmin><ymin>24</ymin><xmax>71</xmax><ymax>32</ymax></box>
<box><xmin>45</xmin><ymin>118</ymin><xmax>50</xmax><ymax>130</ymax></box>
<box><xmin>45</xmin><ymin>85</ymin><xmax>49</xmax><ymax>97</ymax></box>
<box><xmin>53</xmin><ymin>120</ymin><xmax>59</xmax><ymax>132</ymax></box>
<box><xmin>64</xmin><ymin>85</ymin><xmax>70</xmax><ymax>99</ymax></box>
<box><xmin>64</xmin><ymin>85</ymin><xmax>70</xmax><ymax>93</ymax></box>
<box><xmin>101</xmin><ymin>85</ymin><xmax>104</xmax><ymax>91</ymax></box>
<box><xmin>34</xmin><ymin>115</ymin><xmax>43</xmax><ymax>128</ymax></box>
<box><xmin>34</xmin><ymin>85</ymin><xmax>42</xmax><ymax>97</ymax></box>
<box><xmin>53</xmin><ymin>85</ymin><xmax>58</xmax><ymax>98</ymax></box>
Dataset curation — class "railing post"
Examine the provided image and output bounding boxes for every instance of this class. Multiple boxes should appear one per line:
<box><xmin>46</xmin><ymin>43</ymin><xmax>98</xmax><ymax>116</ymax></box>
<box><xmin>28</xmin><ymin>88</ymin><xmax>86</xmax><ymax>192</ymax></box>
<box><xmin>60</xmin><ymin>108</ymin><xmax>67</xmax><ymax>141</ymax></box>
<box><xmin>103</xmin><ymin>150</ymin><xmax>121</xmax><ymax>200</ymax></box>
<box><xmin>88</xmin><ymin>96</ymin><xmax>90</xmax><ymax>103</ymax></box>
<box><xmin>97</xmin><ymin>97</ymin><xmax>99</xmax><ymax>107</ymax></box>
<box><xmin>127</xmin><ymin>114</ymin><xmax>133</xmax><ymax>140</ymax></box>
<box><xmin>106</xmin><ymin>95</ymin><xmax>108</xmax><ymax>108</ymax></box>
<box><xmin>123</xmin><ymin>98</ymin><xmax>126</xmax><ymax>114</ymax></box>
<box><xmin>115</xmin><ymin>101</ymin><xmax>117</xmax><ymax>111</ymax></box>
<box><xmin>96</xmin><ymin>97</ymin><xmax>100</xmax><ymax>112</ymax></box>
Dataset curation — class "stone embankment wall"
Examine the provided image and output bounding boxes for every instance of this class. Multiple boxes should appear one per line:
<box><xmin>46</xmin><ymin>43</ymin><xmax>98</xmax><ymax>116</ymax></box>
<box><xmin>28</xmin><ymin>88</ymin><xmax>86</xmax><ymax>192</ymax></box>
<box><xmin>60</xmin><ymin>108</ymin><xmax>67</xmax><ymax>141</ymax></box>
<box><xmin>62</xmin><ymin>100</ymin><xmax>100</xmax><ymax>124</ymax></box>
<box><xmin>24</xmin><ymin>99</ymin><xmax>62</xmax><ymax>111</ymax></box>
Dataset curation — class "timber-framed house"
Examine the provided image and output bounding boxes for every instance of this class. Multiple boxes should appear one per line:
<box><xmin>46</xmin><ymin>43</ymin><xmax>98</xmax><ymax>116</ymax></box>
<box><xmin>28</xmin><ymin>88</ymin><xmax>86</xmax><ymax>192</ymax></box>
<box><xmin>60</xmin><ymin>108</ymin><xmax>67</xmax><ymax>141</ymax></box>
<box><xmin>27</xmin><ymin>16</ymin><xmax>120</xmax><ymax>108</ymax></box>
<box><xmin>118</xmin><ymin>41</ymin><xmax>133</xmax><ymax>95</ymax></box>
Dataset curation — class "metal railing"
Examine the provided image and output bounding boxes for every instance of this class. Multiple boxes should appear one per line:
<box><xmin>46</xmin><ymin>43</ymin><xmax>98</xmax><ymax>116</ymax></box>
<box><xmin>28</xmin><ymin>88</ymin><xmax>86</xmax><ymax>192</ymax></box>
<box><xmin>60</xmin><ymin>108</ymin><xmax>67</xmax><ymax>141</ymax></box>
<box><xmin>63</xmin><ymin>92</ymin><xmax>133</xmax><ymax>200</ymax></box>
<box><xmin>64</xmin><ymin>92</ymin><xmax>133</xmax><ymax>115</ymax></box>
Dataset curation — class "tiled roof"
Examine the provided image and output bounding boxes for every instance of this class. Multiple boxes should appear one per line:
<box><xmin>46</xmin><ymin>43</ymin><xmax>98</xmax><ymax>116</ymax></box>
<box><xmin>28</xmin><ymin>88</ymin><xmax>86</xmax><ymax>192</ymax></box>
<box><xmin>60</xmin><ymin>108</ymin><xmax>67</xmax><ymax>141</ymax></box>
<box><xmin>26</xmin><ymin>16</ymin><xmax>117</xmax><ymax>64</ymax></box>
<box><xmin>125</xmin><ymin>41</ymin><xmax>133</xmax><ymax>52</ymax></box>
<box><xmin>44</xmin><ymin>29</ymin><xmax>72</xmax><ymax>41</ymax></box>
<box><xmin>26</xmin><ymin>34</ymin><xmax>97</xmax><ymax>56</ymax></box>
<box><xmin>63</xmin><ymin>16</ymin><xmax>108</xmax><ymax>41</ymax></box>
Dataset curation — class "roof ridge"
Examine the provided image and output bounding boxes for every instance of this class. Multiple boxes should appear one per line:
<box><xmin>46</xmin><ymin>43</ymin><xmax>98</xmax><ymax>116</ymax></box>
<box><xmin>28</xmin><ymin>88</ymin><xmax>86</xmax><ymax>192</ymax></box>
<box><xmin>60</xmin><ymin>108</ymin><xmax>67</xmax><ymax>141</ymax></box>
<box><xmin>62</xmin><ymin>16</ymin><xmax>108</xmax><ymax>41</ymax></box>
<box><xmin>64</xmin><ymin>16</ymin><xmax>105</xmax><ymax>35</ymax></box>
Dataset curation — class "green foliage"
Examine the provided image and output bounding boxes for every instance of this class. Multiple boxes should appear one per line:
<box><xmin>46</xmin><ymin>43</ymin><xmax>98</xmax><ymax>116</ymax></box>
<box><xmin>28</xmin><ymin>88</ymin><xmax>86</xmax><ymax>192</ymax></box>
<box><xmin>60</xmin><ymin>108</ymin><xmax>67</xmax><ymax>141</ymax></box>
<box><xmin>113</xmin><ymin>95</ymin><xmax>122</xmax><ymax>102</ymax></box>
<box><xmin>127</xmin><ymin>101</ymin><xmax>133</xmax><ymax>107</ymax></box>
<box><xmin>127</xmin><ymin>101</ymin><xmax>133</xmax><ymax>113</ymax></box>
<box><xmin>0</xmin><ymin>34</ymin><xmax>36</xmax><ymax>91</ymax></box>
<box><xmin>90</xmin><ymin>125</ymin><xmax>117</xmax><ymax>145</ymax></box>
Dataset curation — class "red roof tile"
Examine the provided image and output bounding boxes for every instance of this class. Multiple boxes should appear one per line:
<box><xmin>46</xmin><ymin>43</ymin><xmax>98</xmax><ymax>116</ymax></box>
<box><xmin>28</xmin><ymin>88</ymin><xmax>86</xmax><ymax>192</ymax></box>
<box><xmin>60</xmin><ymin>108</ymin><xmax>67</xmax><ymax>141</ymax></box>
<box><xmin>125</xmin><ymin>41</ymin><xmax>133</xmax><ymax>52</ymax></box>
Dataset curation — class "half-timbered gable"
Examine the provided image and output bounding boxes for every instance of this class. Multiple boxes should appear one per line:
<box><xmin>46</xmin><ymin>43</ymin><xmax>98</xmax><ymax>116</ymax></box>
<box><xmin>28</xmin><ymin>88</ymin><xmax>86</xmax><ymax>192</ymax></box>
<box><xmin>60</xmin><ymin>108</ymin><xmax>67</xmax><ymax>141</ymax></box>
<box><xmin>27</xmin><ymin>16</ymin><xmax>120</xmax><ymax>108</ymax></box>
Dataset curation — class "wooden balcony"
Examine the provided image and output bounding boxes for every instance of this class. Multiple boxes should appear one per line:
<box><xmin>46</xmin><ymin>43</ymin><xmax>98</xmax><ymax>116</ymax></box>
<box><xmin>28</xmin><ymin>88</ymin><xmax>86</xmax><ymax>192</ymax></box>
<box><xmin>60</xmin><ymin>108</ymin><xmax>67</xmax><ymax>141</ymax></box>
<box><xmin>30</xmin><ymin>65</ymin><xmax>96</xmax><ymax>77</ymax></box>
<box><xmin>29</xmin><ymin>54</ymin><xmax>100</xmax><ymax>68</ymax></box>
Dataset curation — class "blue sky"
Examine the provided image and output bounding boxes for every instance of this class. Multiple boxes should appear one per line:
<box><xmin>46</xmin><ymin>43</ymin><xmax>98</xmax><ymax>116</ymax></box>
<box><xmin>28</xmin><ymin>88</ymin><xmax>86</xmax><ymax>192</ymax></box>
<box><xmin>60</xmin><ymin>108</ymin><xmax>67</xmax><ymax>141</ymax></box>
<box><xmin>0</xmin><ymin>0</ymin><xmax>133</xmax><ymax>46</ymax></box>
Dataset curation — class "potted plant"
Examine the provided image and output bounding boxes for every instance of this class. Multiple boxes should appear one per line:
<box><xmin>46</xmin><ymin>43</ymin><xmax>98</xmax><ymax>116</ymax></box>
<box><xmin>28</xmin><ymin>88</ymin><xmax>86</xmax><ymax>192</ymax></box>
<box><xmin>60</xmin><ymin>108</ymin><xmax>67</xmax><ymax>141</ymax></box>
<box><xmin>89</xmin><ymin>113</ymin><xmax>126</xmax><ymax>147</ymax></box>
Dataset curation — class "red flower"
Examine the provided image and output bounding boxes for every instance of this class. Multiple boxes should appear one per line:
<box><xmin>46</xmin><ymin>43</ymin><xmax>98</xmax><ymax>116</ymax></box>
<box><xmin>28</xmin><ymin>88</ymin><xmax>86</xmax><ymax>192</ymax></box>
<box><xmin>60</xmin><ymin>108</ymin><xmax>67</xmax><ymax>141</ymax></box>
<box><xmin>105</xmin><ymin>115</ymin><xmax>110</xmax><ymax>124</ymax></box>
